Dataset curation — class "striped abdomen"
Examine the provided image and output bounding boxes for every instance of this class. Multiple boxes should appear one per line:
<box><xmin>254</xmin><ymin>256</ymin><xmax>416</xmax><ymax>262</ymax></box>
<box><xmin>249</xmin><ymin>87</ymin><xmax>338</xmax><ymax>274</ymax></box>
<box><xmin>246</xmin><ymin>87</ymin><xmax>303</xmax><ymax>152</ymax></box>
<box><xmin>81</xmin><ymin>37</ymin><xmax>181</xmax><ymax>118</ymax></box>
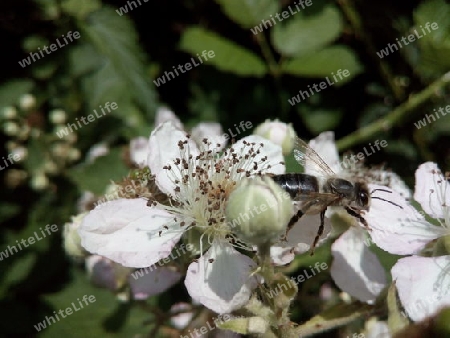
<box><xmin>272</xmin><ymin>173</ymin><xmax>320</xmax><ymax>199</ymax></box>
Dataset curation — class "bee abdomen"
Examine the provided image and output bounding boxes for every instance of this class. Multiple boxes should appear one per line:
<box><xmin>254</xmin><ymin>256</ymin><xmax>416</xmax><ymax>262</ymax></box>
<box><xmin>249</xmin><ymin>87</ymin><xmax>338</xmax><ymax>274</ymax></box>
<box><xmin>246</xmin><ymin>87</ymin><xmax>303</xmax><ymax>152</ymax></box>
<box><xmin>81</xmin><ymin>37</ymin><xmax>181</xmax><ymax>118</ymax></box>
<box><xmin>272</xmin><ymin>173</ymin><xmax>319</xmax><ymax>199</ymax></box>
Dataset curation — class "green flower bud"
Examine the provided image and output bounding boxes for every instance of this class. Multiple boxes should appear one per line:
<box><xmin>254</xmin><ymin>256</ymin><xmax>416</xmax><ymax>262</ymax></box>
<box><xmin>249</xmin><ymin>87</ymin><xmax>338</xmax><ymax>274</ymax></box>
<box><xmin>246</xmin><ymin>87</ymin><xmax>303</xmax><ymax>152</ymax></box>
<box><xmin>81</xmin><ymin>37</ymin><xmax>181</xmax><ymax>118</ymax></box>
<box><xmin>254</xmin><ymin>119</ymin><xmax>296</xmax><ymax>155</ymax></box>
<box><xmin>49</xmin><ymin>109</ymin><xmax>66</xmax><ymax>124</ymax></box>
<box><xmin>226</xmin><ymin>176</ymin><xmax>293</xmax><ymax>245</ymax></box>
<box><xmin>19</xmin><ymin>94</ymin><xmax>36</xmax><ymax>110</ymax></box>
<box><xmin>3</xmin><ymin>122</ymin><xmax>19</xmax><ymax>136</ymax></box>
<box><xmin>63</xmin><ymin>213</ymin><xmax>87</xmax><ymax>258</ymax></box>
<box><xmin>1</xmin><ymin>107</ymin><xmax>17</xmax><ymax>119</ymax></box>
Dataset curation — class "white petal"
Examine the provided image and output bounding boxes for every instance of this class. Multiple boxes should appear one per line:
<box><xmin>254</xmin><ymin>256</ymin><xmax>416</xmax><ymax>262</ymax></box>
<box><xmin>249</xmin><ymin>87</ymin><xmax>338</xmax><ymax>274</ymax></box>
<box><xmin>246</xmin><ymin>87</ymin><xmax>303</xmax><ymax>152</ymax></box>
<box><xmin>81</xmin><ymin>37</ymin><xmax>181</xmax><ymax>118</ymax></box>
<box><xmin>79</xmin><ymin>198</ymin><xmax>184</xmax><ymax>268</ymax></box>
<box><xmin>392</xmin><ymin>255</ymin><xmax>450</xmax><ymax>322</ymax></box>
<box><xmin>155</xmin><ymin>106</ymin><xmax>183</xmax><ymax>129</ymax></box>
<box><xmin>128</xmin><ymin>266</ymin><xmax>182</xmax><ymax>300</ymax></box>
<box><xmin>365</xmin><ymin>184</ymin><xmax>446</xmax><ymax>255</ymax></box>
<box><xmin>147</xmin><ymin>121</ymin><xmax>199</xmax><ymax>195</ymax></box>
<box><xmin>130</xmin><ymin>136</ymin><xmax>149</xmax><ymax>168</ymax></box>
<box><xmin>86</xmin><ymin>143</ymin><xmax>109</xmax><ymax>163</ymax></box>
<box><xmin>414</xmin><ymin>162</ymin><xmax>450</xmax><ymax>219</ymax></box>
<box><xmin>232</xmin><ymin>135</ymin><xmax>285</xmax><ymax>175</ymax></box>
<box><xmin>170</xmin><ymin>303</ymin><xmax>194</xmax><ymax>329</ymax></box>
<box><xmin>331</xmin><ymin>227</ymin><xmax>387</xmax><ymax>303</ymax></box>
<box><xmin>306</xmin><ymin>131</ymin><xmax>341</xmax><ymax>175</ymax></box>
<box><xmin>184</xmin><ymin>242</ymin><xmax>258</xmax><ymax>314</ymax></box>
<box><xmin>271</xmin><ymin>215</ymin><xmax>332</xmax><ymax>265</ymax></box>
<box><xmin>191</xmin><ymin>122</ymin><xmax>227</xmax><ymax>151</ymax></box>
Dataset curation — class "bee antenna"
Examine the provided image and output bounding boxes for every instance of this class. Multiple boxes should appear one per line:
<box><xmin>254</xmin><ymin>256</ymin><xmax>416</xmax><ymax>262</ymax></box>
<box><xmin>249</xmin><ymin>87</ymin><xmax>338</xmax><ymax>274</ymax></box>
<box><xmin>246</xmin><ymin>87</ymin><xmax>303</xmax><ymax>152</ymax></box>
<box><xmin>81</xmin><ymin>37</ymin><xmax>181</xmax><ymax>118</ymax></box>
<box><xmin>370</xmin><ymin>188</ymin><xmax>392</xmax><ymax>195</ymax></box>
<box><xmin>371</xmin><ymin>196</ymin><xmax>403</xmax><ymax>209</ymax></box>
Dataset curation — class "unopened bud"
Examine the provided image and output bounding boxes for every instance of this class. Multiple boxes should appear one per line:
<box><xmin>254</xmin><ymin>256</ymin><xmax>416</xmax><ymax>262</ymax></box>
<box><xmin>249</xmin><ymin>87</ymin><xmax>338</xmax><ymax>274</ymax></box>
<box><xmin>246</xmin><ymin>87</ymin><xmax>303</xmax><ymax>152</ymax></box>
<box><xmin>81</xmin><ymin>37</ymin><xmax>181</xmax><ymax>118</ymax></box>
<box><xmin>19</xmin><ymin>94</ymin><xmax>36</xmax><ymax>110</ymax></box>
<box><xmin>49</xmin><ymin>109</ymin><xmax>66</xmax><ymax>124</ymax></box>
<box><xmin>226</xmin><ymin>176</ymin><xmax>293</xmax><ymax>245</ymax></box>
<box><xmin>1</xmin><ymin>107</ymin><xmax>17</xmax><ymax>119</ymax></box>
<box><xmin>3</xmin><ymin>122</ymin><xmax>19</xmax><ymax>136</ymax></box>
<box><xmin>254</xmin><ymin>119</ymin><xmax>296</xmax><ymax>155</ymax></box>
<box><xmin>63</xmin><ymin>213</ymin><xmax>87</xmax><ymax>258</ymax></box>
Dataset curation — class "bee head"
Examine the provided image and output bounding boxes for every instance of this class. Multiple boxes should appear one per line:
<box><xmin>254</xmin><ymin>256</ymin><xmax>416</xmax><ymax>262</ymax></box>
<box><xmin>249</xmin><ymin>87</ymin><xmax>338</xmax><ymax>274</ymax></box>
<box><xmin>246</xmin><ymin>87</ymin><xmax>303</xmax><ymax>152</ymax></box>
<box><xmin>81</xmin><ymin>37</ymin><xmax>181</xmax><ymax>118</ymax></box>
<box><xmin>354</xmin><ymin>181</ymin><xmax>370</xmax><ymax>210</ymax></box>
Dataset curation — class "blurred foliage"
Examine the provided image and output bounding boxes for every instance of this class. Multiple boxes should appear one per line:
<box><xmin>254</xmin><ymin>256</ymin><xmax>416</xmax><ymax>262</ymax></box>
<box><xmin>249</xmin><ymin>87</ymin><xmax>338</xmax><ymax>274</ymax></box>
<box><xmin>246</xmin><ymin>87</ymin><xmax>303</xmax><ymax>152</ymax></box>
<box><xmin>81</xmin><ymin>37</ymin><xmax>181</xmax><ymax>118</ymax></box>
<box><xmin>1</xmin><ymin>0</ymin><xmax>450</xmax><ymax>337</ymax></box>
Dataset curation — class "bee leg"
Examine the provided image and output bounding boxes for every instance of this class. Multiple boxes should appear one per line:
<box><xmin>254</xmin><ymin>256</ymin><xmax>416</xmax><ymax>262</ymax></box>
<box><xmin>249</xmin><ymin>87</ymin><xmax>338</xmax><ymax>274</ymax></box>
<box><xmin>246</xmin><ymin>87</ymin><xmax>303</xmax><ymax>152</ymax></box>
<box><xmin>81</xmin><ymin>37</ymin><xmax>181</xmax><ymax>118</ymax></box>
<box><xmin>281</xmin><ymin>209</ymin><xmax>305</xmax><ymax>242</ymax></box>
<box><xmin>309</xmin><ymin>209</ymin><xmax>326</xmax><ymax>256</ymax></box>
<box><xmin>345</xmin><ymin>207</ymin><xmax>371</xmax><ymax>230</ymax></box>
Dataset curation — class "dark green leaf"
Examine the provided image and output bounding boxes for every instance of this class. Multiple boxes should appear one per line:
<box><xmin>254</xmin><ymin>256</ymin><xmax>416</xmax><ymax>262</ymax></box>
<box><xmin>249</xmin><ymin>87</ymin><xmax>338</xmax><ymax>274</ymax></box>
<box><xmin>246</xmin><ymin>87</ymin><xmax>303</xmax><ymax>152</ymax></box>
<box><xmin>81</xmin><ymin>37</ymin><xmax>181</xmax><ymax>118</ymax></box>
<box><xmin>66</xmin><ymin>147</ymin><xmax>129</xmax><ymax>194</ymax></box>
<box><xmin>61</xmin><ymin>0</ymin><xmax>101</xmax><ymax>19</ymax></box>
<box><xmin>0</xmin><ymin>80</ymin><xmax>34</xmax><ymax>108</ymax></box>
<box><xmin>78</xmin><ymin>7</ymin><xmax>157</xmax><ymax>119</ymax></box>
<box><xmin>0</xmin><ymin>203</ymin><xmax>20</xmax><ymax>223</ymax></box>
<box><xmin>281</xmin><ymin>45</ymin><xmax>363</xmax><ymax>83</ymax></box>
<box><xmin>215</xmin><ymin>0</ymin><xmax>280</xmax><ymax>28</ymax></box>
<box><xmin>272</xmin><ymin>5</ymin><xmax>342</xmax><ymax>57</ymax></box>
<box><xmin>40</xmin><ymin>269</ymin><xmax>153</xmax><ymax>337</ymax></box>
<box><xmin>179</xmin><ymin>27</ymin><xmax>267</xmax><ymax>77</ymax></box>
<box><xmin>298</xmin><ymin>109</ymin><xmax>343</xmax><ymax>134</ymax></box>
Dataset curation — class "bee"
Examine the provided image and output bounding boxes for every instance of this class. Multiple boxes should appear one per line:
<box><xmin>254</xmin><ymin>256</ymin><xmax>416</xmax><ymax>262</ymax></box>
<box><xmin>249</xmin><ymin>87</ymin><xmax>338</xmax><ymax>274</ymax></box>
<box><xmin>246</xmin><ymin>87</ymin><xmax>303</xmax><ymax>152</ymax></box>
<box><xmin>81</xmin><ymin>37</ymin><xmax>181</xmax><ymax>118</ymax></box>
<box><xmin>272</xmin><ymin>137</ymin><xmax>397</xmax><ymax>255</ymax></box>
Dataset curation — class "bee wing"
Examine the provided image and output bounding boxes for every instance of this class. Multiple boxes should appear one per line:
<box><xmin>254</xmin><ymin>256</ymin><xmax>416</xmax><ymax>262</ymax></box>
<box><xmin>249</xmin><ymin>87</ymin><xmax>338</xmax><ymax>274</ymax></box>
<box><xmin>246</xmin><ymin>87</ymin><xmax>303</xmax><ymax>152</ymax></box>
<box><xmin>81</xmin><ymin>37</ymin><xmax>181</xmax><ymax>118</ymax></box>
<box><xmin>293</xmin><ymin>137</ymin><xmax>336</xmax><ymax>177</ymax></box>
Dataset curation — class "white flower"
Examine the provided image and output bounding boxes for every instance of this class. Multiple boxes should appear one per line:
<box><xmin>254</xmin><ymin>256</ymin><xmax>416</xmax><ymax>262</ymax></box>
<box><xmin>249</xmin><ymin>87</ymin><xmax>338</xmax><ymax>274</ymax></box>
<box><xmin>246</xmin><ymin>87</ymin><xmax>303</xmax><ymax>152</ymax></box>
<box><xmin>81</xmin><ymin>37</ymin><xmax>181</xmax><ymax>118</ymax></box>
<box><xmin>391</xmin><ymin>162</ymin><xmax>450</xmax><ymax>321</ymax></box>
<box><xmin>155</xmin><ymin>106</ymin><xmax>183</xmax><ymax>129</ymax></box>
<box><xmin>79</xmin><ymin>121</ymin><xmax>285</xmax><ymax>313</ymax></box>
<box><xmin>129</xmin><ymin>136</ymin><xmax>149</xmax><ymax>168</ymax></box>
<box><xmin>331</xmin><ymin>226</ymin><xmax>387</xmax><ymax>303</ymax></box>
<box><xmin>191</xmin><ymin>122</ymin><xmax>227</xmax><ymax>151</ymax></box>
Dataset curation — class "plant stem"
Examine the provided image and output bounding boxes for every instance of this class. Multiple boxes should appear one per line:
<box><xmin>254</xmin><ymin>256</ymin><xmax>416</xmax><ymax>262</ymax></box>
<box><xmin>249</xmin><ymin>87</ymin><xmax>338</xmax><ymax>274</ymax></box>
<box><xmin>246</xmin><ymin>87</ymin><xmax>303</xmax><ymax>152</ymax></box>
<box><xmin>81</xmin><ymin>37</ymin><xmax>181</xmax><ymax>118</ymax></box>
<box><xmin>337</xmin><ymin>71</ymin><xmax>450</xmax><ymax>150</ymax></box>
<box><xmin>338</xmin><ymin>0</ymin><xmax>404</xmax><ymax>102</ymax></box>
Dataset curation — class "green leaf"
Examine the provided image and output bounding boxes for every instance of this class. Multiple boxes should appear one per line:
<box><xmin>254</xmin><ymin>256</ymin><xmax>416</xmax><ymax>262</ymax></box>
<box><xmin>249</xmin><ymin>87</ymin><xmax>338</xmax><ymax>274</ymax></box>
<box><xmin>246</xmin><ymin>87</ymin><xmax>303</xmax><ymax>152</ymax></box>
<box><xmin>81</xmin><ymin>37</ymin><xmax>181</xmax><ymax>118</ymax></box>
<box><xmin>0</xmin><ymin>203</ymin><xmax>20</xmax><ymax>223</ymax></box>
<box><xmin>412</xmin><ymin>0</ymin><xmax>450</xmax><ymax>78</ymax></box>
<box><xmin>40</xmin><ymin>269</ymin><xmax>153</xmax><ymax>337</ymax></box>
<box><xmin>215</xmin><ymin>0</ymin><xmax>280</xmax><ymax>28</ymax></box>
<box><xmin>281</xmin><ymin>45</ymin><xmax>363</xmax><ymax>83</ymax></box>
<box><xmin>292</xmin><ymin>302</ymin><xmax>373</xmax><ymax>336</ymax></box>
<box><xmin>0</xmin><ymin>79</ymin><xmax>34</xmax><ymax>108</ymax></box>
<box><xmin>179</xmin><ymin>27</ymin><xmax>267</xmax><ymax>77</ymax></box>
<box><xmin>61</xmin><ymin>0</ymin><xmax>101</xmax><ymax>19</ymax></box>
<box><xmin>78</xmin><ymin>7</ymin><xmax>157</xmax><ymax>118</ymax></box>
<box><xmin>66</xmin><ymin>148</ymin><xmax>129</xmax><ymax>194</ymax></box>
<box><xmin>0</xmin><ymin>253</ymin><xmax>37</xmax><ymax>293</ymax></box>
<box><xmin>298</xmin><ymin>109</ymin><xmax>343</xmax><ymax>134</ymax></box>
<box><xmin>272</xmin><ymin>5</ymin><xmax>342</xmax><ymax>57</ymax></box>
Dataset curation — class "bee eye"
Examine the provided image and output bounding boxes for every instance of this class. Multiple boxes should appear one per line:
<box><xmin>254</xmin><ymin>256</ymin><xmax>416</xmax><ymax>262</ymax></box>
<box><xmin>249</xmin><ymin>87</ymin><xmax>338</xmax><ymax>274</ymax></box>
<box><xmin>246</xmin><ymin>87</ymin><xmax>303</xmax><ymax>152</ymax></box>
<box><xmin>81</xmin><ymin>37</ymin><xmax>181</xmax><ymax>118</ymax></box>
<box><xmin>360</xmin><ymin>192</ymin><xmax>369</xmax><ymax>205</ymax></box>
